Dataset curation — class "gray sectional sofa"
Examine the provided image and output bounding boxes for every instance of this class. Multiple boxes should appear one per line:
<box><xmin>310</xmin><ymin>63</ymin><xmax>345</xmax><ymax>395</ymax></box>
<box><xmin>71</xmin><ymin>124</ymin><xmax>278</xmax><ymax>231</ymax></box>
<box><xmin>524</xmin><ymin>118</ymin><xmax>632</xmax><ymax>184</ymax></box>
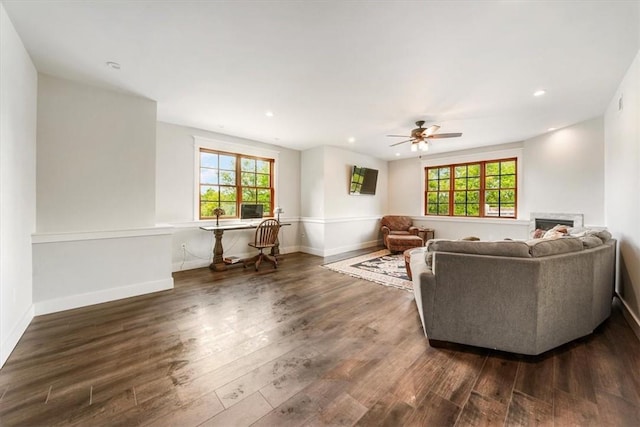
<box><xmin>409</xmin><ymin>232</ymin><xmax>616</xmax><ymax>355</ymax></box>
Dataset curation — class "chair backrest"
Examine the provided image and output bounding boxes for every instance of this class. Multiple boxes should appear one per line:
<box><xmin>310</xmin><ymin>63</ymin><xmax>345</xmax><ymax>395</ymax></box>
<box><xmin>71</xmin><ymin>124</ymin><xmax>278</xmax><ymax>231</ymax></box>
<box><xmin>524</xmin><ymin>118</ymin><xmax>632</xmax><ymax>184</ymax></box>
<box><xmin>380</xmin><ymin>215</ymin><xmax>413</xmax><ymax>231</ymax></box>
<box><xmin>252</xmin><ymin>219</ymin><xmax>281</xmax><ymax>248</ymax></box>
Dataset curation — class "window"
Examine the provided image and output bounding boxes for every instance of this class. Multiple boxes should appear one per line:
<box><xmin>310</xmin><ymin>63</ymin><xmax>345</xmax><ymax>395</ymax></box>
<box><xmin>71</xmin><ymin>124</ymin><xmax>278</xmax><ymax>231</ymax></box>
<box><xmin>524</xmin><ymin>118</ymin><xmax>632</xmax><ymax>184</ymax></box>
<box><xmin>425</xmin><ymin>158</ymin><xmax>517</xmax><ymax>218</ymax></box>
<box><xmin>199</xmin><ymin>148</ymin><xmax>274</xmax><ymax>220</ymax></box>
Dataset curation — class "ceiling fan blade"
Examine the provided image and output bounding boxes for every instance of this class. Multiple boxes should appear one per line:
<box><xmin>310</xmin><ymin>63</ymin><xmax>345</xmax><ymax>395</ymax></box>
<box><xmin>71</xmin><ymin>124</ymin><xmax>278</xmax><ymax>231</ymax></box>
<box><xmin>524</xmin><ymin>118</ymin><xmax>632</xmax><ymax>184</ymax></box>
<box><xmin>423</xmin><ymin>125</ymin><xmax>441</xmax><ymax>136</ymax></box>
<box><xmin>389</xmin><ymin>139</ymin><xmax>412</xmax><ymax>147</ymax></box>
<box><xmin>428</xmin><ymin>132</ymin><xmax>463</xmax><ymax>139</ymax></box>
<box><xmin>386</xmin><ymin>134</ymin><xmax>411</xmax><ymax>137</ymax></box>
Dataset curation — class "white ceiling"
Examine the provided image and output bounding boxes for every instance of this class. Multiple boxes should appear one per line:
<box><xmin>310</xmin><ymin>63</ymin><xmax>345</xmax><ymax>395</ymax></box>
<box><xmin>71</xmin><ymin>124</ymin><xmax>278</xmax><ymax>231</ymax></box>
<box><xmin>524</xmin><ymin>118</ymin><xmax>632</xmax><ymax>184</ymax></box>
<box><xmin>4</xmin><ymin>1</ymin><xmax>639</xmax><ymax>160</ymax></box>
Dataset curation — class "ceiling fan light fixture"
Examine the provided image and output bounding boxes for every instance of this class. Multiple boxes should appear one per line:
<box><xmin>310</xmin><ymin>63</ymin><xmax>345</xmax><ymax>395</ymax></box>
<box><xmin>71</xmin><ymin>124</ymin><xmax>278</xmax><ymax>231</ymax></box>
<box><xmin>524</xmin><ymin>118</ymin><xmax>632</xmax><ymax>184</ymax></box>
<box><xmin>411</xmin><ymin>142</ymin><xmax>418</xmax><ymax>152</ymax></box>
<box><xmin>418</xmin><ymin>140</ymin><xmax>427</xmax><ymax>151</ymax></box>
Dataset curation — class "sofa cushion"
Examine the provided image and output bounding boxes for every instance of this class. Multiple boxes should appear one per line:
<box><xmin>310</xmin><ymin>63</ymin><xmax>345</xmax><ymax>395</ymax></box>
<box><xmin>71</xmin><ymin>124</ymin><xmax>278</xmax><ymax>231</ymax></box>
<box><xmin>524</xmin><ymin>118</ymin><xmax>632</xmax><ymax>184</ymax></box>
<box><xmin>526</xmin><ymin>237</ymin><xmax>583</xmax><ymax>257</ymax></box>
<box><xmin>591</xmin><ymin>229</ymin><xmax>612</xmax><ymax>242</ymax></box>
<box><xmin>580</xmin><ymin>236</ymin><xmax>603</xmax><ymax>249</ymax></box>
<box><xmin>428</xmin><ymin>239</ymin><xmax>532</xmax><ymax>258</ymax></box>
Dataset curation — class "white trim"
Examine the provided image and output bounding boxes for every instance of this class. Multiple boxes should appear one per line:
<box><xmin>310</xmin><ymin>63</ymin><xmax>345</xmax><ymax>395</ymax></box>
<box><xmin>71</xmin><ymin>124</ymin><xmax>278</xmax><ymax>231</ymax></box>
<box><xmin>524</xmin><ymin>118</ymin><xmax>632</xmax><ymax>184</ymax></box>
<box><xmin>1</xmin><ymin>304</ymin><xmax>34</xmax><ymax>367</ymax></box>
<box><xmin>173</xmin><ymin>244</ymin><xmax>301</xmax><ymax>272</ymax></box>
<box><xmin>618</xmin><ymin>294</ymin><xmax>640</xmax><ymax>342</ymax></box>
<box><xmin>299</xmin><ymin>216</ymin><xmax>381</xmax><ymax>225</ymax></box>
<box><xmin>412</xmin><ymin>216</ymin><xmax>529</xmax><ymax>226</ymax></box>
<box><xmin>299</xmin><ymin>245</ymin><xmax>325</xmax><ymax>257</ymax></box>
<box><xmin>193</xmin><ymin>136</ymin><xmax>281</xmax><ymax>222</ymax></box>
<box><xmin>170</xmin><ymin>216</ymin><xmax>300</xmax><ymax>229</ymax></box>
<box><xmin>300</xmin><ymin>240</ymin><xmax>381</xmax><ymax>257</ymax></box>
<box><xmin>32</xmin><ymin>225</ymin><xmax>174</xmax><ymax>244</ymax></box>
<box><xmin>34</xmin><ymin>278</ymin><xmax>174</xmax><ymax>316</ymax></box>
<box><xmin>174</xmin><ymin>259</ymin><xmax>211</xmax><ymax>272</ymax></box>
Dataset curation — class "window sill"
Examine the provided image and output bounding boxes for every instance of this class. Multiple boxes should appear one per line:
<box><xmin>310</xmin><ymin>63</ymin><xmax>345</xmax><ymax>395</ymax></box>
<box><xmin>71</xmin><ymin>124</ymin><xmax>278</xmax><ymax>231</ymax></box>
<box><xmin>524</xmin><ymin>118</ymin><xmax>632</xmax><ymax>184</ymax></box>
<box><xmin>412</xmin><ymin>216</ymin><xmax>529</xmax><ymax>226</ymax></box>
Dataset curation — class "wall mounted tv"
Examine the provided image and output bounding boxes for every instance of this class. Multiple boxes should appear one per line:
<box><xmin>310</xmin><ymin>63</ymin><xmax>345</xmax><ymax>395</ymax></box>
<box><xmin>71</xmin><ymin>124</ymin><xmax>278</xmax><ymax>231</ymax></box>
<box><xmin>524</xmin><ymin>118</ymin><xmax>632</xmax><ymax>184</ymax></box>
<box><xmin>349</xmin><ymin>166</ymin><xmax>378</xmax><ymax>195</ymax></box>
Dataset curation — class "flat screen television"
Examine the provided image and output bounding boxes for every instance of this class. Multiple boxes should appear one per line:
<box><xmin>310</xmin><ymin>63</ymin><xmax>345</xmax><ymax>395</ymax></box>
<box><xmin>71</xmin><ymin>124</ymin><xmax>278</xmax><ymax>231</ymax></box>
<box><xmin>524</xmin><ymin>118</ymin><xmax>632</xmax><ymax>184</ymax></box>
<box><xmin>240</xmin><ymin>203</ymin><xmax>264</xmax><ymax>219</ymax></box>
<box><xmin>349</xmin><ymin>166</ymin><xmax>378</xmax><ymax>195</ymax></box>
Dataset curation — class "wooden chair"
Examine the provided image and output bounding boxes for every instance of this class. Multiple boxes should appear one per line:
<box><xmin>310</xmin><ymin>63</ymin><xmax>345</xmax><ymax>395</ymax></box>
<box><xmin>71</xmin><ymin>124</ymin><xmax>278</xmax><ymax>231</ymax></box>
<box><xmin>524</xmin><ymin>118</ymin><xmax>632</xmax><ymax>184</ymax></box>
<box><xmin>243</xmin><ymin>219</ymin><xmax>281</xmax><ymax>271</ymax></box>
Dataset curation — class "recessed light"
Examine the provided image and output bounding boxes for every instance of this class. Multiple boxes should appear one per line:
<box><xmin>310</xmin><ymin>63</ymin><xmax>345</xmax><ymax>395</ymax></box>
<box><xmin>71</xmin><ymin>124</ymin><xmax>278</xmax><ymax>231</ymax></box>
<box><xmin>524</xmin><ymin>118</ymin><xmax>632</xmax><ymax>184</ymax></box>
<box><xmin>533</xmin><ymin>89</ymin><xmax>546</xmax><ymax>97</ymax></box>
<box><xmin>547</xmin><ymin>127</ymin><xmax>556</xmax><ymax>132</ymax></box>
<box><xmin>395</xmin><ymin>153</ymin><xmax>401</xmax><ymax>157</ymax></box>
<box><xmin>265</xmin><ymin>111</ymin><xmax>274</xmax><ymax>117</ymax></box>
<box><xmin>347</xmin><ymin>137</ymin><xmax>355</xmax><ymax>143</ymax></box>
<box><xmin>106</xmin><ymin>61</ymin><xmax>121</xmax><ymax>70</ymax></box>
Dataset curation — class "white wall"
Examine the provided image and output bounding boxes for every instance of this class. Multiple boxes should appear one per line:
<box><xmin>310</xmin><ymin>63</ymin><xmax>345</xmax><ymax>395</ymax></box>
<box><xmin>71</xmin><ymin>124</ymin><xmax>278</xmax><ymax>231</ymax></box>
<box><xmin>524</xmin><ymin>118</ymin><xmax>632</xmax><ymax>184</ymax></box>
<box><xmin>300</xmin><ymin>146</ymin><xmax>387</xmax><ymax>255</ymax></box>
<box><xmin>522</xmin><ymin>117</ymin><xmax>605</xmax><ymax>226</ymax></box>
<box><xmin>37</xmin><ymin>74</ymin><xmax>157</xmax><ymax>233</ymax></box>
<box><xmin>388</xmin><ymin>157</ymin><xmax>422</xmax><ymax>215</ymax></box>
<box><xmin>605</xmin><ymin>49</ymin><xmax>640</xmax><ymax>333</ymax></box>
<box><xmin>33</xmin><ymin>76</ymin><xmax>173</xmax><ymax>314</ymax></box>
<box><xmin>388</xmin><ymin>118</ymin><xmax>607</xmax><ymax>241</ymax></box>
<box><xmin>0</xmin><ymin>4</ymin><xmax>37</xmax><ymax>367</ymax></box>
<box><xmin>32</xmin><ymin>228</ymin><xmax>173</xmax><ymax>315</ymax></box>
<box><xmin>156</xmin><ymin>121</ymin><xmax>302</xmax><ymax>270</ymax></box>
<box><xmin>300</xmin><ymin>146</ymin><xmax>325</xmax><ymax>219</ymax></box>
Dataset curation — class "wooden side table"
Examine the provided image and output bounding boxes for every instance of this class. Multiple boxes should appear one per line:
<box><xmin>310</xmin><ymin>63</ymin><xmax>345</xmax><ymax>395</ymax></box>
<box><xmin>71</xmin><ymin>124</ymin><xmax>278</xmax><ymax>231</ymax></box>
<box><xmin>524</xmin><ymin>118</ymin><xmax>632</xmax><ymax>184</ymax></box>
<box><xmin>417</xmin><ymin>228</ymin><xmax>435</xmax><ymax>244</ymax></box>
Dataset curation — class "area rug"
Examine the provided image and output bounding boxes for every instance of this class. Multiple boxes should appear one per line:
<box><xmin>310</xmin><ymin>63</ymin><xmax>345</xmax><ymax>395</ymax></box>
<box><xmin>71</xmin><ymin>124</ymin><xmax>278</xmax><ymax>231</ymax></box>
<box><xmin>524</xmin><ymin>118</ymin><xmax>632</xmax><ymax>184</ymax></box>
<box><xmin>322</xmin><ymin>249</ymin><xmax>413</xmax><ymax>292</ymax></box>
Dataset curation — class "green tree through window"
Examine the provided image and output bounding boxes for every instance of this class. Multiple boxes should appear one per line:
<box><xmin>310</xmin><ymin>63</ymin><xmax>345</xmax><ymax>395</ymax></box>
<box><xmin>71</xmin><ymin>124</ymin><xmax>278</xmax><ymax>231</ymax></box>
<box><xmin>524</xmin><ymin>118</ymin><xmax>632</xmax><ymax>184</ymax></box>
<box><xmin>199</xmin><ymin>149</ymin><xmax>274</xmax><ymax>220</ymax></box>
<box><xmin>425</xmin><ymin>158</ymin><xmax>517</xmax><ymax>218</ymax></box>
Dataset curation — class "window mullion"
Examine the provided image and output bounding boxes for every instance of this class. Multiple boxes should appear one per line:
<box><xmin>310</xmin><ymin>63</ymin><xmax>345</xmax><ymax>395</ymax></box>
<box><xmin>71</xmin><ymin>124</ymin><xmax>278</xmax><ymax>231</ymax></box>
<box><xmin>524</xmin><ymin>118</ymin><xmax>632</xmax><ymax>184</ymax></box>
<box><xmin>480</xmin><ymin>162</ymin><xmax>486</xmax><ymax>218</ymax></box>
<box><xmin>236</xmin><ymin>155</ymin><xmax>242</xmax><ymax>217</ymax></box>
<box><xmin>448</xmin><ymin>166</ymin><xmax>453</xmax><ymax>216</ymax></box>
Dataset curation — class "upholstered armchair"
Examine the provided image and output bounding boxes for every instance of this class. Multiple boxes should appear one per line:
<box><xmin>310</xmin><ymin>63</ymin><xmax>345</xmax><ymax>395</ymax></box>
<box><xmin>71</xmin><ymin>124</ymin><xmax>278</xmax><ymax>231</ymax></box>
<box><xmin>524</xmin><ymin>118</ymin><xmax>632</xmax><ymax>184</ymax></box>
<box><xmin>380</xmin><ymin>215</ymin><xmax>423</xmax><ymax>252</ymax></box>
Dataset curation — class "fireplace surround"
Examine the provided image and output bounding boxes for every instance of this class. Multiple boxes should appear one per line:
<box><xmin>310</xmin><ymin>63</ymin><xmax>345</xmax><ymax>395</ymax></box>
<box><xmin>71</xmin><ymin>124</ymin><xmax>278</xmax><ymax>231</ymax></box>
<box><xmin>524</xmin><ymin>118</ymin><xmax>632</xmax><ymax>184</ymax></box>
<box><xmin>529</xmin><ymin>212</ymin><xmax>584</xmax><ymax>237</ymax></box>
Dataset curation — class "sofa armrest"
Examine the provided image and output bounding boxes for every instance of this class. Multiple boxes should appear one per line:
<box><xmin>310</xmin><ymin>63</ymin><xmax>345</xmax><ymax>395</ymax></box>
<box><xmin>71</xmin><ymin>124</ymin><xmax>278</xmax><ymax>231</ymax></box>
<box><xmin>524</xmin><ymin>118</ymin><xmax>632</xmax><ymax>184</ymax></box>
<box><xmin>408</xmin><ymin>226</ymin><xmax>420</xmax><ymax>236</ymax></box>
<box><xmin>380</xmin><ymin>225</ymin><xmax>391</xmax><ymax>248</ymax></box>
<box><xmin>409</xmin><ymin>248</ymin><xmax>435</xmax><ymax>337</ymax></box>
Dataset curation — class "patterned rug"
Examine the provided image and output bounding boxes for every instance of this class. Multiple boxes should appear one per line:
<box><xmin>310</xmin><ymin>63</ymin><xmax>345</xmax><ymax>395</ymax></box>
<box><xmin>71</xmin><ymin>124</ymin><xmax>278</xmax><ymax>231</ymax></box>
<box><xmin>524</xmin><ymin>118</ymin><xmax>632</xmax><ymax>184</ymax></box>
<box><xmin>322</xmin><ymin>249</ymin><xmax>413</xmax><ymax>292</ymax></box>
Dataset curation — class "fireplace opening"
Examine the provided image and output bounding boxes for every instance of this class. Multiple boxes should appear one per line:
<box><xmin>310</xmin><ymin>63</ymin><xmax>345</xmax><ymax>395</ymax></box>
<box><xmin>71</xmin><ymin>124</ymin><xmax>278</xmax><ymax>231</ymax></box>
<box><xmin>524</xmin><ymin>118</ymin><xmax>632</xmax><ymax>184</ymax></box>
<box><xmin>535</xmin><ymin>218</ymin><xmax>574</xmax><ymax>231</ymax></box>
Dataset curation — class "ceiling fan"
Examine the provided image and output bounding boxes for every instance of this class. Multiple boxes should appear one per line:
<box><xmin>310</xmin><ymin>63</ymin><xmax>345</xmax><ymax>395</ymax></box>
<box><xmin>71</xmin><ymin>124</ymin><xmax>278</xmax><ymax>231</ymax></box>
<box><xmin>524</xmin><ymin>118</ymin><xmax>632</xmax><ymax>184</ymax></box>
<box><xmin>388</xmin><ymin>120</ymin><xmax>462</xmax><ymax>152</ymax></box>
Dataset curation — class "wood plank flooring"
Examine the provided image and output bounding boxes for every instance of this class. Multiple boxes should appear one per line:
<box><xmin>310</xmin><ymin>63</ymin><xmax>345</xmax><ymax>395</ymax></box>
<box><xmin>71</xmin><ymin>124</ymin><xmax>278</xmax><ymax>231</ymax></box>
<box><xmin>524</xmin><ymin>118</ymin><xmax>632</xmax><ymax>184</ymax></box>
<box><xmin>1</xmin><ymin>250</ymin><xmax>639</xmax><ymax>426</ymax></box>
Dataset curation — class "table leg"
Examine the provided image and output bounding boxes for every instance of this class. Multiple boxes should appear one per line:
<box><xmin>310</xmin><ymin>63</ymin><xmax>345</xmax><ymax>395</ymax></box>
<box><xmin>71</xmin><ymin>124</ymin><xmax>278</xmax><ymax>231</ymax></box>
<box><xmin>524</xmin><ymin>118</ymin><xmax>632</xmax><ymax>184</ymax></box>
<box><xmin>210</xmin><ymin>229</ymin><xmax>227</xmax><ymax>271</ymax></box>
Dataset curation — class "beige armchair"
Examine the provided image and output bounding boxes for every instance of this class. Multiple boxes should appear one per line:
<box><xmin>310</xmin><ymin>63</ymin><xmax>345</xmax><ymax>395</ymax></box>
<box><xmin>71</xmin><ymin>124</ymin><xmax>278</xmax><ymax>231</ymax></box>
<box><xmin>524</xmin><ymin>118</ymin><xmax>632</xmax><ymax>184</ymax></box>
<box><xmin>380</xmin><ymin>215</ymin><xmax>423</xmax><ymax>252</ymax></box>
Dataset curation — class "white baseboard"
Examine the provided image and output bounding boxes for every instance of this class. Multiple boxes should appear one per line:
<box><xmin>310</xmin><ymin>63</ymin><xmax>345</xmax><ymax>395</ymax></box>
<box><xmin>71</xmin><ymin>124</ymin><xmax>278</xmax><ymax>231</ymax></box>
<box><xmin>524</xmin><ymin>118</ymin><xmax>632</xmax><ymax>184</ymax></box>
<box><xmin>173</xmin><ymin>259</ymin><xmax>211</xmax><ymax>272</ymax></box>
<box><xmin>300</xmin><ymin>240</ymin><xmax>381</xmax><ymax>257</ymax></box>
<box><xmin>299</xmin><ymin>246</ymin><xmax>324</xmax><ymax>257</ymax></box>
<box><xmin>34</xmin><ymin>278</ymin><xmax>174</xmax><ymax>316</ymax></box>
<box><xmin>172</xmin><ymin>245</ymin><xmax>302</xmax><ymax>272</ymax></box>
<box><xmin>1</xmin><ymin>304</ymin><xmax>35</xmax><ymax>367</ymax></box>
<box><xmin>618</xmin><ymin>294</ymin><xmax>640</xmax><ymax>342</ymax></box>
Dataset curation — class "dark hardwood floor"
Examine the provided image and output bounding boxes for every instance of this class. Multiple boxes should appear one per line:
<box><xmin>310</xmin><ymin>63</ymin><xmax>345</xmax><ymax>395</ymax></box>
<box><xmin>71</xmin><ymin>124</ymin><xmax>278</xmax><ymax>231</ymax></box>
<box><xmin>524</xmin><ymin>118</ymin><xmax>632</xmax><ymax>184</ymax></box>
<box><xmin>1</xmin><ymin>250</ymin><xmax>639</xmax><ymax>426</ymax></box>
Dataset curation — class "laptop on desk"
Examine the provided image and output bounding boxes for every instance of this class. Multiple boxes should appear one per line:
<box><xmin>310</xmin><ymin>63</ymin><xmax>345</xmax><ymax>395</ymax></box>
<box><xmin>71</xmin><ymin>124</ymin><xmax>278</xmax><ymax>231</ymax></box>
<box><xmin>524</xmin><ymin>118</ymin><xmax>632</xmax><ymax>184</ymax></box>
<box><xmin>240</xmin><ymin>204</ymin><xmax>264</xmax><ymax>226</ymax></box>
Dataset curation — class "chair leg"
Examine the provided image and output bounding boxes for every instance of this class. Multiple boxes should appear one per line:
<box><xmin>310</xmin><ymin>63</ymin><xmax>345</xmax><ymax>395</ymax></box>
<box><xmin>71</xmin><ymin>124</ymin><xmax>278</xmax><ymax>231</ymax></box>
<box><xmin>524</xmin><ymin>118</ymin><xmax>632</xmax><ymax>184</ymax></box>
<box><xmin>242</xmin><ymin>254</ymin><xmax>260</xmax><ymax>269</ymax></box>
<box><xmin>254</xmin><ymin>253</ymin><xmax>264</xmax><ymax>271</ymax></box>
<box><xmin>262</xmin><ymin>253</ymin><xmax>278</xmax><ymax>269</ymax></box>
<box><xmin>244</xmin><ymin>250</ymin><xmax>278</xmax><ymax>271</ymax></box>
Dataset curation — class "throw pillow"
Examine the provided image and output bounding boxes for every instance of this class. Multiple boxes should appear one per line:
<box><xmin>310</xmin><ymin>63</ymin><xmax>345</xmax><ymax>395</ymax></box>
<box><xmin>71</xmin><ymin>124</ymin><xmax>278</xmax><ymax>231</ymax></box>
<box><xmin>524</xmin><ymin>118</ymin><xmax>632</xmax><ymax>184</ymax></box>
<box><xmin>532</xmin><ymin>228</ymin><xmax>545</xmax><ymax>239</ymax></box>
<box><xmin>542</xmin><ymin>224</ymin><xmax>569</xmax><ymax>239</ymax></box>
